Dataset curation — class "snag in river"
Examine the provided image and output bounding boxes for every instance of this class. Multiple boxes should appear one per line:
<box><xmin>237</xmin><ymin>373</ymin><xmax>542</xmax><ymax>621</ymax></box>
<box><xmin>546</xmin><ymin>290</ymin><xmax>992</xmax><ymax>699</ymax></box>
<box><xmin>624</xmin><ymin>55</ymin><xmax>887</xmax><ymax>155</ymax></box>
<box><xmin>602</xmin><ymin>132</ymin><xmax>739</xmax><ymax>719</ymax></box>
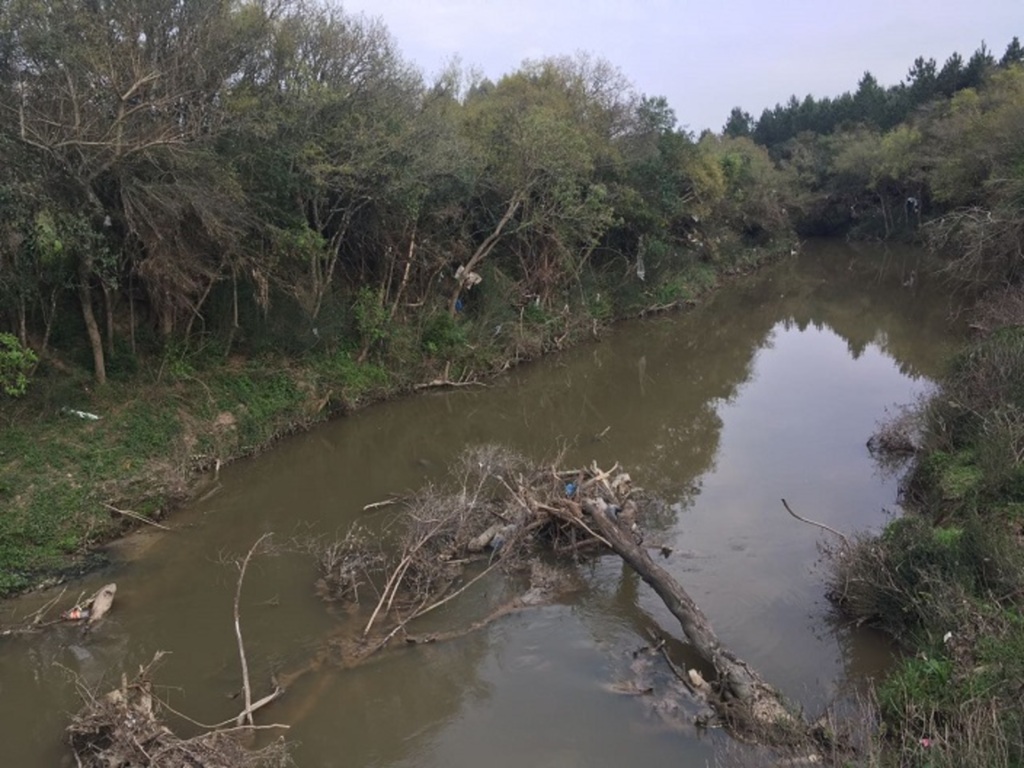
<box><xmin>307</xmin><ymin>447</ymin><xmax>832</xmax><ymax>753</ymax></box>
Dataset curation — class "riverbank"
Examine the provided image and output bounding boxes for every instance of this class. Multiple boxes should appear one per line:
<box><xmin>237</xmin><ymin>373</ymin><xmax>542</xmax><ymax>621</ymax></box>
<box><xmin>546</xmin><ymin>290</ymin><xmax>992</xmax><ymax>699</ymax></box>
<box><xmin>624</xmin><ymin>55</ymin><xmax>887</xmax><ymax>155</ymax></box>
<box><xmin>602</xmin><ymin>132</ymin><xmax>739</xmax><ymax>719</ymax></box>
<box><xmin>829</xmin><ymin>285</ymin><xmax>1024</xmax><ymax>766</ymax></box>
<box><xmin>0</xmin><ymin>241</ymin><xmax>790</xmax><ymax>597</ymax></box>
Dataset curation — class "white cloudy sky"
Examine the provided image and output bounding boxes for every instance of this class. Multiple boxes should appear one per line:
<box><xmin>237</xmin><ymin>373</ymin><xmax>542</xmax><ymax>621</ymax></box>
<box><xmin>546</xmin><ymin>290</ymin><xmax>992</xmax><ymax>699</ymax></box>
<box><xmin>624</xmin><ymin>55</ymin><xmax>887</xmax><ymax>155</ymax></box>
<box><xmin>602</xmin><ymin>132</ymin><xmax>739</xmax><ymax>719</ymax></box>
<box><xmin>340</xmin><ymin>0</ymin><xmax>1022</xmax><ymax>132</ymax></box>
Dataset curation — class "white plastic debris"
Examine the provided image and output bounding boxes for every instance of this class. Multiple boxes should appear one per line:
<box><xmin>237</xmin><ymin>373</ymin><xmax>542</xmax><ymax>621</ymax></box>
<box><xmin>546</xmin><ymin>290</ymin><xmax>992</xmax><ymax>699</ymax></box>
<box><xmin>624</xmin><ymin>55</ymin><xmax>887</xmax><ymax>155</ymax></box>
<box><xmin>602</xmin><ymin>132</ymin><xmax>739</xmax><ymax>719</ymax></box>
<box><xmin>61</xmin><ymin>407</ymin><xmax>101</xmax><ymax>420</ymax></box>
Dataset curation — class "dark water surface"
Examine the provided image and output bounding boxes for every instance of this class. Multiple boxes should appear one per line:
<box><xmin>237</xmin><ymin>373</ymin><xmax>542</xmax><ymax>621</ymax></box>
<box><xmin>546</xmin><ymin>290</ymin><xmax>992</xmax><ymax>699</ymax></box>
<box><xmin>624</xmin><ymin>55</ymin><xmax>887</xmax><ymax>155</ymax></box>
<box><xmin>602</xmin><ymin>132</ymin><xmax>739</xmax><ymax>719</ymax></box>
<box><xmin>0</xmin><ymin>241</ymin><xmax>962</xmax><ymax>766</ymax></box>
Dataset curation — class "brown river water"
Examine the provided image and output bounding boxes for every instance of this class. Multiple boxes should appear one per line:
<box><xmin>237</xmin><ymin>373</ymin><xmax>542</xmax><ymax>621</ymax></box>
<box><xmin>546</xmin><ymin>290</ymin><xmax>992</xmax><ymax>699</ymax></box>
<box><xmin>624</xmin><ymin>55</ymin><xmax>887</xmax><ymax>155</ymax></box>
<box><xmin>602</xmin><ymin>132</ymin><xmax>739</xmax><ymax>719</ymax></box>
<box><xmin>0</xmin><ymin>240</ymin><xmax>962</xmax><ymax>766</ymax></box>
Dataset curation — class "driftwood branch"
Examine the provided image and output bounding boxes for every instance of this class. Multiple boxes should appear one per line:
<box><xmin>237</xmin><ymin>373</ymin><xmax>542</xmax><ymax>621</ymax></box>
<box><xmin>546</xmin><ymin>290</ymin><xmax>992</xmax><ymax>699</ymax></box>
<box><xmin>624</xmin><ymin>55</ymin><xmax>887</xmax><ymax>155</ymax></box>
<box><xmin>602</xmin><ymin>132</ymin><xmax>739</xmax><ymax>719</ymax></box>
<box><xmin>102</xmin><ymin>502</ymin><xmax>172</xmax><ymax>531</ymax></box>
<box><xmin>0</xmin><ymin>586</ymin><xmax>68</xmax><ymax>636</ymax></box>
<box><xmin>233</xmin><ymin>534</ymin><xmax>271</xmax><ymax>727</ymax></box>
<box><xmin>362</xmin><ymin>497</ymin><xmax>401</xmax><ymax>512</ymax></box>
<box><xmin>67</xmin><ymin>651</ymin><xmax>292</xmax><ymax>767</ymax></box>
<box><xmin>781</xmin><ymin>499</ymin><xmax>850</xmax><ymax>547</ymax></box>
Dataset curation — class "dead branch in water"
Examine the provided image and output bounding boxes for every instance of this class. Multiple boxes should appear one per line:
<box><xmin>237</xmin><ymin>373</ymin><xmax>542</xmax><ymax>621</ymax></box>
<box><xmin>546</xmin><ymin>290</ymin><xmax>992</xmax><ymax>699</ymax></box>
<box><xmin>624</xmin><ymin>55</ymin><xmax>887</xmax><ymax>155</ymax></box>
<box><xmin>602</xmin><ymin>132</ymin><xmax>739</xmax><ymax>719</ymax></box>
<box><xmin>781</xmin><ymin>499</ymin><xmax>850</xmax><ymax>547</ymax></box>
<box><xmin>233</xmin><ymin>533</ymin><xmax>272</xmax><ymax>727</ymax></box>
<box><xmin>66</xmin><ymin>652</ymin><xmax>290</xmax><ymax>768</ymax></box>
<box><xmin>0</xmin><ymin>587</ymin><xmax>69</xmax><ymax>636</ymax></box>
<box><xmin>305</xmin><ymin>447</ymin><xmax>838</xmax><ymax>754</ymax></box>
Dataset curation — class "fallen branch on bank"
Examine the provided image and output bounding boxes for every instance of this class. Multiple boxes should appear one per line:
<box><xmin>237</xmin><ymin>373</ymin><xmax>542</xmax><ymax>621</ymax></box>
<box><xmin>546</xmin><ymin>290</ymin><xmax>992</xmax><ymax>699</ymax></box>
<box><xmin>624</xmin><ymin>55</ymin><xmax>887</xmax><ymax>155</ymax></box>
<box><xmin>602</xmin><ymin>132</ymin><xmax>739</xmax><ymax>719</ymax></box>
<box><xmin>1</xmin><ymin>584</ymin><xmax>118</xmax><ymax>637</ymax></box>
<box><xmin>413</xmin><ymin>361</ymin><xmax>488</xmax><ymax>391</ymax></box>
<box><xmin>103</xmin><ymin>501</ymin><xmax>172</xmax><ymax>531</ymax></box>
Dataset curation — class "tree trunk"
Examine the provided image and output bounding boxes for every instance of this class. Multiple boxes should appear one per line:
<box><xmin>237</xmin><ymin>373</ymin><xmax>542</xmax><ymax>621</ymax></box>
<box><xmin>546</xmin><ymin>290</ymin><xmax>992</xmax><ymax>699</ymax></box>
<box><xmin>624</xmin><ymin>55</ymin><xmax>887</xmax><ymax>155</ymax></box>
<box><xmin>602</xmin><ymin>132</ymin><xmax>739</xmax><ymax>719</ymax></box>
<box><xmin>388</xmin><ymin>230</ymin><xmax>416</xmax><ymax>322</ymax></box>
<box><xmin>17</xmin><ymin>295</ymin><xmax>28</xmax><ymax>348</ymax></box>
<box><xmin>582</xmin><ymin>497</ymin><xmax>801</xmax><ymax>740</ymax></box>
<box><xmin>78</xmin><ymin>262</ymin><xmax>107</xmax><ymax>385</ymax></box>
<box><xmin>879</xmin><ymin>193</ymin><xmax>891</xmax><ymax>239</ymax></box>
<box><xmin>101</xmin><ymin>281</ymin><xmax>115</xmax><ymax>358</ymax></box>
<box><xmin>447</xmin><ymin>196</ymin><xmax>523</xmax><ymax>317</ymax></box>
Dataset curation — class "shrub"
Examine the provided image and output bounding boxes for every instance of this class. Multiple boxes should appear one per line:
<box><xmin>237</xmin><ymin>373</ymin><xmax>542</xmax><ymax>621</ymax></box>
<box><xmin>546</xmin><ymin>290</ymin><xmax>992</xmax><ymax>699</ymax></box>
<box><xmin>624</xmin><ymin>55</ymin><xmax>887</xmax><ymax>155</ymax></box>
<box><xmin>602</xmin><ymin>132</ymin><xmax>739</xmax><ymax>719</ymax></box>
<box><xmin>0</xmin><ymin>333</ymin><xmax>37</xmax><ymax>397</ymax></box>
<box><xmin>420</xmin><ymin>313</ymin><xmax>467</xmax><ymax>358</ymax></box>
<box><xmin>827</xmin><ymin>516</ymin><xmax>1024</xmax><ymax>643</ymax></box>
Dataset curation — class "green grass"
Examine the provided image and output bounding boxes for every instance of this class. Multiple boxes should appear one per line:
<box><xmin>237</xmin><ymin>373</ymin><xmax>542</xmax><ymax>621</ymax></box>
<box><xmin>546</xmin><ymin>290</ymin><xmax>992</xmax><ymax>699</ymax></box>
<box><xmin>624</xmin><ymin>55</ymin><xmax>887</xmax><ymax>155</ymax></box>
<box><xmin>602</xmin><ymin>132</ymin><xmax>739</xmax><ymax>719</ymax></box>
<box><xmin>832</xmin><ymin>315</ymin><xmax>1024</xmax><ymax>765</ymax></box>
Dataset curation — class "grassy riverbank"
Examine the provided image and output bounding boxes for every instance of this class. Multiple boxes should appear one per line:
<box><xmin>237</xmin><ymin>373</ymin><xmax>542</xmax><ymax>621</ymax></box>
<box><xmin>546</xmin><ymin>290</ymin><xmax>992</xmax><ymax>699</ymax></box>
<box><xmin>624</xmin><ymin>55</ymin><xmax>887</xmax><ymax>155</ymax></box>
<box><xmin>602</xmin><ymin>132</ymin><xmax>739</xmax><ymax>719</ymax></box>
<box><xmin>0</xmin><ymin>242</ymin><xmax>787</xmax><ymax>597</ymax></box>
<box><xmin>830</xmin><ymin>288</ymin><xmax>1024</xmax><ymax>766</ymax></box>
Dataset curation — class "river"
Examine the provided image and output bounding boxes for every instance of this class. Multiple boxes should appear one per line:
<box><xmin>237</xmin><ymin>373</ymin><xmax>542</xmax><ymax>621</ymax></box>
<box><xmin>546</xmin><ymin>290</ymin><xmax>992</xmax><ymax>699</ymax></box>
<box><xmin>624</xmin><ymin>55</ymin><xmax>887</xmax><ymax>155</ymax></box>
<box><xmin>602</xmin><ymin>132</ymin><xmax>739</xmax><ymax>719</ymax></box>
<box><xmin>0</xmin><ymin>240</ymin><xmax>962</xmax><ymax>766</ymax></box>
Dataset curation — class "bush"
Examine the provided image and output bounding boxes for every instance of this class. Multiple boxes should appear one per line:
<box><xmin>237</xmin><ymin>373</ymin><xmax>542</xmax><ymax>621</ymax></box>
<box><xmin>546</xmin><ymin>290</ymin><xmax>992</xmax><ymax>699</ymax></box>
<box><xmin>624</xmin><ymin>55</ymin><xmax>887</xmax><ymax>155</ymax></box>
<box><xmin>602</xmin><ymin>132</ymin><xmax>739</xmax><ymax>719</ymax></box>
<box><xmin>420</xmin><ymin>313</ymin><xmax>467</xmax><ymax>358</ymax></box>
<box><xmin>906</xmin><ymin>328</ymin><xmax>1024</xmax><ymax>518</ymax></box>
<box><xmin>827</xmin><ymin>516</ymin><xmax>1024</xmax><ymax>643</ymax></box>
<box><xmin>0</xmin><ymin>333</ymin><xmax>38</xmax><ymax>397</ymax></box>
<box><xmin>352</xmin><ymin>286</ymin><xmax>390</xmax><ymax>355</ymax></box>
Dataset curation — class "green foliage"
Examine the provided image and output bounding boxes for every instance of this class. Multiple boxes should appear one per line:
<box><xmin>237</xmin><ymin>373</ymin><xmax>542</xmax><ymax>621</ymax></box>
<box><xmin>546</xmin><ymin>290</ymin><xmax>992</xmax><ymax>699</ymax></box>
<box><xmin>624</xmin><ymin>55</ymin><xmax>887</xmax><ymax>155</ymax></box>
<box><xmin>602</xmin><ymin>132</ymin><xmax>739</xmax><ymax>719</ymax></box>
<box><xmin>420</xmin><ymin>313</ymin><xmax>468</xmax><ymax>357</ymax></box>
<box><xmin>0</xmin><ymin>333</ymin><xmax>37</xmax><ymax>396</ymax></box>
<box><xmin>352</xmin><ymin>287</ymin><xmax>391</xmax><ymax>354</ymax></box>
<box><xmin>930</xmin><ymin>525</ymin><xmax>963</xmax><ymax>548</ymax></box>
<box><xmin>213</xmin><ymin>368</ymin><xmax>305</xmax><ymax>447</ymax></box>
<box><xmin>877</xmin><ymin>654</ymin><xmax>954</xmax><ymax>721</ymax></box>
<box><xmin>315</xmin><ymin>349</ymin><xmax>389</xmax><ymax>399</ymax></box>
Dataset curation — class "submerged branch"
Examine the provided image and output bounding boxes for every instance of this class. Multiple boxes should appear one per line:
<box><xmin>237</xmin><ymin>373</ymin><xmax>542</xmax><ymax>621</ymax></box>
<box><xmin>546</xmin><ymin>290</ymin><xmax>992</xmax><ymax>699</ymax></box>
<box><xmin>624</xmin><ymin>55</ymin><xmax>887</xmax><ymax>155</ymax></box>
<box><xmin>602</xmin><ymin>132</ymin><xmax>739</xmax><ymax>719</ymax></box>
<box><xmin>781</xmin><ymin>498</ymin><xmax>850</xmax><ymax>547</ymax></box>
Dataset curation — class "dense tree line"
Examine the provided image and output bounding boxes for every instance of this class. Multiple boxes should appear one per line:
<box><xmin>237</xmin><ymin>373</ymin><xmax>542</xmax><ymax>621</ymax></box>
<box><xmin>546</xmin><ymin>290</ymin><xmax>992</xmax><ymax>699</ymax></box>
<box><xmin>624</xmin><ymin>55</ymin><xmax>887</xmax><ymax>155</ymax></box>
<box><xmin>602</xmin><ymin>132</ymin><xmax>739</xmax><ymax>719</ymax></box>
<box><xmin>720</xmin><ymin>38</ymin><xmax>1024</xmax><ymax>281</ymax></box>
<box><xmin>0</xmin><ymin>0</ymin><xmax>790</xmax><ymax>387</ymax></box>
<box><xmin>726</xmin><ymin>38</ymin><xmax>1022</xmax><ymax>148</ymax></box>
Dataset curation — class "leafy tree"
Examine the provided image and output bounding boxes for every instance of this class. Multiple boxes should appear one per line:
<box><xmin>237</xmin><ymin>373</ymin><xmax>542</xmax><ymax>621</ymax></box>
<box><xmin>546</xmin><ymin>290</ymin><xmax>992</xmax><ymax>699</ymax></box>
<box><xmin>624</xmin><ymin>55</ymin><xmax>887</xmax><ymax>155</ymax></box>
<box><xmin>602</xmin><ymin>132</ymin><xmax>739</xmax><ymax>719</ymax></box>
<box><xmin>854</xmin><ymin>71</ymin><xmax>889</xmax><ymax>126</ymax></box>
<box><xmin>228</xmin><ymin>3</ymin><xmax>427</xmax><ymax>326</ymax></box>
<box><xmin>905</xmin><ymin>56</ymin><xmax>938</xmax><ymax>106</ymax></box>
<box><xmin>723</xmin><ymin>107</ymin><xmax>754</xmax><ymax>138</ymax></box>
<box><xmin>1001</xmin><ymin>36</ymin><xmax>1023</xmax><ymax>67</ymax></box>
<box><xmin>963</xmin><ymin>43</ymin><xmax>996</xmax><ymax>90</ymax></box>
<box><xmin>1</xmin><ymin>0</ymin><xmax>273</xmax><ymax>378</ymax></box>
<box><xmin>937</xmin><ymin>52</ymin><xmax>965</xmax><ymax>96</ymax></box>
<box><xmin>449</xmin><ymin>56</ymin><xmax>624</xmax><ymax>314</ymax></box>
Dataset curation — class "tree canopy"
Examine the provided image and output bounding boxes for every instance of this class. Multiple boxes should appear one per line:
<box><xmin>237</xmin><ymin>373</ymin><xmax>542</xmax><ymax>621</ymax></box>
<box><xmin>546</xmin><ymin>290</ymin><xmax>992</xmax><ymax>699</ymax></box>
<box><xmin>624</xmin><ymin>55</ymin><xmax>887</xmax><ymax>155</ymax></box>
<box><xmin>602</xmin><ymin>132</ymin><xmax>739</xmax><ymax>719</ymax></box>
<box><xmin>0</xmin><ymin>0</ymin><xmax>791</xmax><ymax>384</ymax></box>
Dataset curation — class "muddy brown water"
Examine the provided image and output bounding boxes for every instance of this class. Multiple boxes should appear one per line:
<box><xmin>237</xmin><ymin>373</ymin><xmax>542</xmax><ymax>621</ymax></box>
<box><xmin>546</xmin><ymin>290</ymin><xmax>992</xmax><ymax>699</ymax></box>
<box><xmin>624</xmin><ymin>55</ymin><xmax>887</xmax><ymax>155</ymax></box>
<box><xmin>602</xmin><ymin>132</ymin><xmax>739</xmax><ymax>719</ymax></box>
<box><xmin>1</xmin><ymin>241</ymin><xmax>962</xmax><ymax>766</ymax></box>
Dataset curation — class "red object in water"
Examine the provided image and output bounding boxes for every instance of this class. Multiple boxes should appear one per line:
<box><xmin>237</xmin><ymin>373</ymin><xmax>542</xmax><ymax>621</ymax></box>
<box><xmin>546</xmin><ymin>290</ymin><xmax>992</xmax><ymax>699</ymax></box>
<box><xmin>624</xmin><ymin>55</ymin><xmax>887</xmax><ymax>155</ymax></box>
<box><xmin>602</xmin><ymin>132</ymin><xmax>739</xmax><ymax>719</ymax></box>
<box><xmin>61</xmin><ymin>607</ymin><xmax>90</xmax><ymax>621</ymax></box>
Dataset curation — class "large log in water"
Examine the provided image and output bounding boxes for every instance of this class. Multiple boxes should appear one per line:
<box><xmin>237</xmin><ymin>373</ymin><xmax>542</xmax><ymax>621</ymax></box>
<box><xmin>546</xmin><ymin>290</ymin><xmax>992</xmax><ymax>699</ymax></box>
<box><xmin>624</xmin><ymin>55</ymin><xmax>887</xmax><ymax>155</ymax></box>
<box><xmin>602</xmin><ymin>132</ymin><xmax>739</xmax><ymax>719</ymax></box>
<box><xmin>579</xmin><ymin>495</ymin><xmax>801</xmax><ymax>741</ymax></box>
<box><xmin>311</xmin><ymin>450</ymin><xmax>821</xmax><ymax>750</ymax></box>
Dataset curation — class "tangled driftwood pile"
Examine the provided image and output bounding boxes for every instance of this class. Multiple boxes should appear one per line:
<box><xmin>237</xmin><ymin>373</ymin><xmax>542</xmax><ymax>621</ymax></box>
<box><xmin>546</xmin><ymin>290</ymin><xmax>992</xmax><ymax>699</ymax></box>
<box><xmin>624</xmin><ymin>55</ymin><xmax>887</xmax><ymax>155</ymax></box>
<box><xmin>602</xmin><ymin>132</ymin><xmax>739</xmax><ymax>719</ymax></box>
<box><xmin>63</xmin><ymin>539</ymin><xmax>290</xmax><ymax>768</ymax></box>
<box><xmin>313</xmin><ymin>446</ymin><xmax>827</xmax><ymax>750</ymax></box>
<box><xmin>57</xmin><ymin>445</ymin><xmax>844</xmax><ymax>765</ymax></box>
<box><xmin>67</xmin><ymin>653</ymin><xmax>290</xmax><ymax>768</ymax></box>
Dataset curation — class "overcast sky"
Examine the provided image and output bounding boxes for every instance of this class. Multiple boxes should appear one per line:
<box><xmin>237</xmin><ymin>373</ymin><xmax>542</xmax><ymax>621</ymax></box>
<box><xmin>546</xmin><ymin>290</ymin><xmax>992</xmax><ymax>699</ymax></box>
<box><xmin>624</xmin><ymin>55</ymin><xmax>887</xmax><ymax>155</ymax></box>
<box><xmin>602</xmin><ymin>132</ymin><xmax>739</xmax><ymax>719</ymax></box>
<box><xmin>340</xmin><ymin>0</ymin><xmax>1022</xmax><ymax>133</ymax></box>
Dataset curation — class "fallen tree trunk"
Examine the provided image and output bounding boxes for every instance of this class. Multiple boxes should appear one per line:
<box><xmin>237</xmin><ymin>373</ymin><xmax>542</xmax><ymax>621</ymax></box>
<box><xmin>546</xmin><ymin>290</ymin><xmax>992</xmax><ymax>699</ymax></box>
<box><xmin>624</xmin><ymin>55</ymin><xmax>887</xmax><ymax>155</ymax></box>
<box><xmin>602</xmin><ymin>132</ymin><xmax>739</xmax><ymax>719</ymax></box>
<box><xmin>581</xmin><ymin>497</ymin><xmax>799</xmax><ymax>740</ymax></box>
<box><xmin>309</xmin><ymin>448</ymin><xmax>833</xmax><ymax>755</ymax></box>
